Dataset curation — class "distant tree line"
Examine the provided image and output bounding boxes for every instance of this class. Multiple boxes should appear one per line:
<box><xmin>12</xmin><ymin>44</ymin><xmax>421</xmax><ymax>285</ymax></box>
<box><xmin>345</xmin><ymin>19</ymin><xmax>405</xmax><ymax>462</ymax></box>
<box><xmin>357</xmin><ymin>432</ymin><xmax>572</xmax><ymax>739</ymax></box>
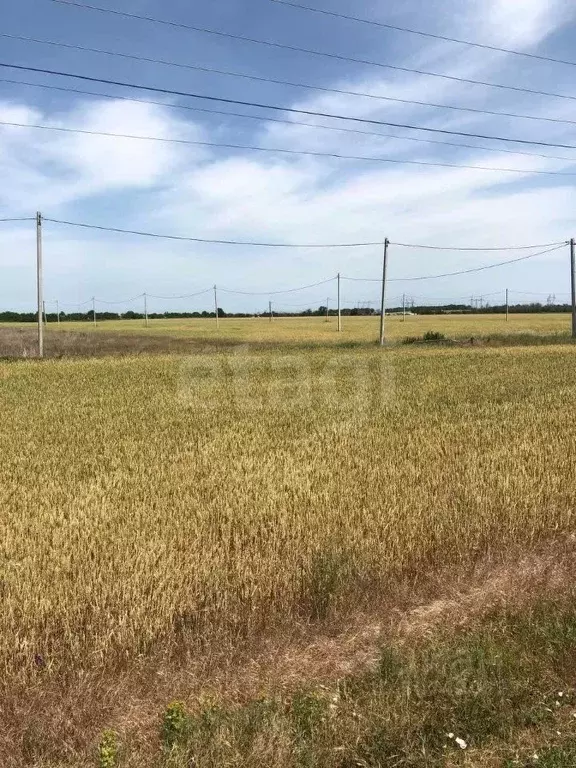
<box><xmin>0</xmin><ymin>302</ymin><xmax>572</xmax><ymax>323</ymax></box>
<box><xmin>396</xmin><ymin>302</ymin><xmax>573</xmax><ymax>315</ymax></box>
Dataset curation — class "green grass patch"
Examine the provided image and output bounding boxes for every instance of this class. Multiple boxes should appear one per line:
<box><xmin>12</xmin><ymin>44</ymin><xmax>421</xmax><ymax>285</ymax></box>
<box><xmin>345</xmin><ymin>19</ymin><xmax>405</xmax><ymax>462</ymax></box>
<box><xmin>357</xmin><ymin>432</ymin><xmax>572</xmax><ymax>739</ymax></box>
<box><xmin>150</xmin><ymin>599</ymin><xmax>576</xmax><ymax>767</ymax></box>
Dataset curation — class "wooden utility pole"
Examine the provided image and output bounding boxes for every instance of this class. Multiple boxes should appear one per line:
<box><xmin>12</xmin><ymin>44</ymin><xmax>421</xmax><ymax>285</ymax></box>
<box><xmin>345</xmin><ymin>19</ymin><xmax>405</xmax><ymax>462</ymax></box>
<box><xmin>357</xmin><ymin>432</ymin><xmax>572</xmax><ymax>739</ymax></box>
<box><xmin>337</xmin><ymin>272</ymin><xmax>341</xmax><ymax>332</ymax></box>
<box><xmin>36</xmin><ymin>212</ymin><xmax>44</xmax><ymax>358</ymax></box>
<box><xmin>571</xmin><ymin>238</ymin><xmax>576</xmax><ymax>338</ymax></box>
<box><xmin>379</xmin><ymin>238</ymin><xmax>390</xmax><ymax>346</ymax></box>
<box><xmin>214</xmin><ymin>285</ymin><xmax>219</xmax><ymax>328</ymax></box>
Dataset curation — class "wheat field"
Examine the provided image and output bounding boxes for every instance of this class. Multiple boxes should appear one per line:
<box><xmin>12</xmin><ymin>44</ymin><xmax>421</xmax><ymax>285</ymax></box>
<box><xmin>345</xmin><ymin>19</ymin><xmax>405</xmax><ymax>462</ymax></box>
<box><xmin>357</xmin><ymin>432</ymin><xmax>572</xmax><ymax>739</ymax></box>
<box><xmin>1</xmin><ymin>338</ymin><xmax>575</xmax><ymax>694</ymax></box>
<box><xmin>31</xmin><ymin>311</ymin><xmax>574</xmax><ymax>344</ymax></box>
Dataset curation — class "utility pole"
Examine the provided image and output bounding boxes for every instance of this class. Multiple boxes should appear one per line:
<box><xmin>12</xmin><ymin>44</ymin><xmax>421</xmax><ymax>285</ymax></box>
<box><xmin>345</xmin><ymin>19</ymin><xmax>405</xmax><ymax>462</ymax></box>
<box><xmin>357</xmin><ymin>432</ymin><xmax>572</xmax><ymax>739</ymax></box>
<box><xmin>269</xmin><ymin>300</ymin><xmax>273</xmax><ymax>322</ymax></box>
<box><xmin>402</xmin><ymin>292</ymin><xmax>406</xmax><ymax>322</ymax></box>
<box><xmin>144</xmin><ymin>292</ymin><xmax>149</xmax><ymax>328</ymax></box>
<box><xmin>36</xmin><ymin>213</ymin><xmax>44</xmax><ymax>357</ymax></box>
<box><xmin>505</xmin><ymin>288</ymin><xmax>509</xmax><ymax>322</ymax></box>
<box><xmin>56</xmin><ymin>299</ymin><xmax>60</xmax><ymax>325</ymax></box>
<box><xmin>214</xmin><ymin>284</ymin><xmax>219</xmax><ymax>328</ymax></box>
<box><xmin>92</xmin><ymin>297</ymin><xmax>96</xmax><ymax>326</ymax></box>
<box><xmin>571</xmin><ymin>238</ymin><xmax>576</xmax><ymax>338</ymax></box>
<box><xmin>379</xmin><ymin>238</ymin><xmax>390</xmax><ymax>346</ymax></box>
<box><xmin>337</xmin><ymin>272</ymin><xmax>341</xmax><ymax>332</ymax></box>
<box><xmin>36</xmin><ymin>212</ymin><xmax>44</xmax><ymax>358</ymax></box>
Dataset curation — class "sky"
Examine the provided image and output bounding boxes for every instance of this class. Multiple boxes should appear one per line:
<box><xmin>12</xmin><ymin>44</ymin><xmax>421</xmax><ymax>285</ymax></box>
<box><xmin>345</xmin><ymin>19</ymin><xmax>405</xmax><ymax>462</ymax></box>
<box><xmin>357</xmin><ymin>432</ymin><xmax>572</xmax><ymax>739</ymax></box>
<box><xmin>1</xmin><ymin>0</ymin><xmax>576</xmax><ymax>313</ymax></box>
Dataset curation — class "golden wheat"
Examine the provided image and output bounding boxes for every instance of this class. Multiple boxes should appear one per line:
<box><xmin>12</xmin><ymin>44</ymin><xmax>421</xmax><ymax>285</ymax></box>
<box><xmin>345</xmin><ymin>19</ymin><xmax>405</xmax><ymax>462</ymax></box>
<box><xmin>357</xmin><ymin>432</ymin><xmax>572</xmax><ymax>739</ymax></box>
<box><xmin>39</xmin><ymin>311</ymin><xmax>573</xmax><ymax>344</ymax></box>
<box><xmin>0</xmin><ymin>340</ymin><xmax>575</xmax><ymax>687</ymax></box>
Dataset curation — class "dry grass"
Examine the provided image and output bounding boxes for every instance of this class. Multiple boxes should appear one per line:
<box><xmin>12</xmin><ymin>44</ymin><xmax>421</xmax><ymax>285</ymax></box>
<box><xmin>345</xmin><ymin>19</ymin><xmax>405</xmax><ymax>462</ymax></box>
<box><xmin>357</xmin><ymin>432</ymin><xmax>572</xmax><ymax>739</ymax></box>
<box><xmin>0</xmin><ymin>326</ymin><xmax>236</xmax><ymax>358</ymax></box>
<box><xmin>4</xmin><ymin>541</ymin><xmax>575</xmax><ymax>767</ymax></box>
<box><xmin>1</xmin><ymin>335</ymin><xmax>576</xmax><ymax>763</ymax></box>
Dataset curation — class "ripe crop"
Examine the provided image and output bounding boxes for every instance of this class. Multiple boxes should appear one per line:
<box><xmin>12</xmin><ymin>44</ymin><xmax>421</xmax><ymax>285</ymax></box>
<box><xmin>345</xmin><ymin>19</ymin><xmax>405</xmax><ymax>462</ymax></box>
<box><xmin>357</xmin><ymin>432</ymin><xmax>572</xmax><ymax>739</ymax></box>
<box><xmin>0</xmin><ymin>340</ymin><xmax>574</xmax><ymax>685</ymax></box>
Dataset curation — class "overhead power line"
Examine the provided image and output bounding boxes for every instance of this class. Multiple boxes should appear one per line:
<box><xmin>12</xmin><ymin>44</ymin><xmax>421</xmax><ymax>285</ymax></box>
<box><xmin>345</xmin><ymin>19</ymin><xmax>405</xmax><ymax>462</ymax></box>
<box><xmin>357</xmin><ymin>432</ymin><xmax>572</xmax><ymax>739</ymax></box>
<box><xmin>509</xmin><ymin>289</ymin><xmax>570</xmax><ymax>296</ymax></box>
<box><xmin>5</xmin><ymin>33</ymin><xmax>576</xmax><ymax>129</ymax></box>
<box><xmin>402</xmin><ymin>291</ymin><xmax>504</xmax><ymax>300</ymax></box>
<box><xmin>147</xmin><ymin>288</ymin><xmax>213</xmax><ymax>300</ymax></box>
<box><xmin>43</xmin><ymin>218</ymin><xmax>383</xmax><ymax>248</ymax></box>
<box><xmin>268</xmin><ymin>0</ymin><xmax>576</xmax><ymax>69</ymax></box>
<box><xmin>54</xmin><ymin>291</ymin><xmax>213</xmax><ymax>304</ymax></box>
<box><xmin>3</xmin><ymin>62</ymin><xmax>576</xmax><ymax>151</ymax></box>
<box><xmin>390</xmin><ymin>240</ymin><xmax>568</xmax><ymax>251</ymax></box>
<box><xmin>41</xmin><ymin>219</ymin><xmax>569</xmax><ymax>284</ymax></box>
<box><xmin>219</xmin><ymin>278</ymin><xmax>335</xmax><ymax>296</ymax></box>
<box><xmin>5</xmin><ymin>119</ymin><xmax>576</xmax><ymax>175</ymax></box>
<box><xmin>50</xmin><ymin>0</ymin><xmax>576</xmax><ymax>103</ymax></box>
<box><xmin>94</xmin><ymin>293</ymin><xmax>144</xmax><ymax>305</ymax></box>
<box><xmin>273</xmin><ymin>297</ymin><xmax>336</xmax><ymax>307</ymax></box>
<box><xmin>51</xmin><ymin>298</ymin><xmax>93</xmax><ymax>308</ymax></box>
<box><xmin>3</xmin><ymin>78</ymin><xmax>574</xmax><ymax>164</ymax></box>
<box><xmin>0</xmin><ymin>216</ymin><xmax>35</xmax><ymax>222</ymax></box>
<box><xmin>342</xmin><ymin>244</ymin><xmax>567</xmax><ymax>282</ymax></box>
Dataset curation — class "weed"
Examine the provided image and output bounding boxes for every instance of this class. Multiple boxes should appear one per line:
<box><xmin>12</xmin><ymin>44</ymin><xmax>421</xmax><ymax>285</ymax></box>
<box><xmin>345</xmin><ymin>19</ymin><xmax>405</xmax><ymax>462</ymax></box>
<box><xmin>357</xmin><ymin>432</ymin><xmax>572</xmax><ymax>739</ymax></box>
<box><xmin>97</xmin><ymin>729</ymin><xmax>119</xmax><ymax>768</ymax></box>
<box><xmin>161</xmin><ymin>702</ymin><xmax>189</xmax><ymax>751</ymax></box>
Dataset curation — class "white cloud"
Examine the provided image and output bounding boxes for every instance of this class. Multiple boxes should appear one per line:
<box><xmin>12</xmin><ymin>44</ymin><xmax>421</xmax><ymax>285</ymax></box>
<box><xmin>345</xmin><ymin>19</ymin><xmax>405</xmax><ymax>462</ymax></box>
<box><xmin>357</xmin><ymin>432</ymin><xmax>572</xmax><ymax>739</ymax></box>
<box><xmin>479</xmin><ymin>0</ymin><xmax>572</xmax><ymax>48</ymax></box>
<box><xmin>45</xmin><ymin>100</ymin><xmax>188</xmax><ymax>189</ymax></box>
<box><xmin>0</xmin><ymin>99</ymin><xmax>207</xmax><ymax>213</ymax></box>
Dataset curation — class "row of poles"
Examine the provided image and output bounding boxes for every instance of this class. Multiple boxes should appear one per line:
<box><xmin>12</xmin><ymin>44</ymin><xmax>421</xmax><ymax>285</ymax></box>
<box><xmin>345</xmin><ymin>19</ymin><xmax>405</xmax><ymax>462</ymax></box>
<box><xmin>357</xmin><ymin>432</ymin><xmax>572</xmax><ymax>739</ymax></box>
<box><xmin>34</xmin><ymin>214</ymin><xmax>576</xmax><ymax>357</ymax></box>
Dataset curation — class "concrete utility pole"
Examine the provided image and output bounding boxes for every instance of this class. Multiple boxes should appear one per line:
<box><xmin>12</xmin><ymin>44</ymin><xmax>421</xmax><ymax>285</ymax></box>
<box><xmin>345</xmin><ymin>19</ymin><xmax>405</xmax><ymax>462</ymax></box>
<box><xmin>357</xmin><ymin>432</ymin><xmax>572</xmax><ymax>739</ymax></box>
<box><xmin>337</xmin><ymin>272</ymin><xmax>341</xmax><ymax>332</ymax></box>
<box><xmin>144</xmin><ymin>292</ymin><xmax>149</xmax><ymax>328</ymax></box>
<box><xmin>379</xmin><ymin>238</ymin><xmax>390</xmax><ymax>346</ymax></box>
<box><xmin>36</xmin><ymin>212</ymin><xmax>44</xmax><ymax>358</ymax></box>
<box><xmin>505</xmin><ymin>288</ymin><xmax>509</xmax><ymax>322</ymax></box>
<box><xmin>214</xmin><ymin>285</ymin><xmax>219</xmax><ymax>328</ymax></box>
<box><xmin>571</xmin><ymin>238</ymin><xmax>576</xmax><ymax>338</ymax></box>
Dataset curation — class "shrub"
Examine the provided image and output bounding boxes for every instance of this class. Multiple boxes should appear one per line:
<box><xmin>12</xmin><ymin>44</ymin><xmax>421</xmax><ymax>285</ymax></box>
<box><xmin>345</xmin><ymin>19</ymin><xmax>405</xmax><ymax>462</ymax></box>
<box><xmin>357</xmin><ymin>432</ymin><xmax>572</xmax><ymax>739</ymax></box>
<box><xmin>423</xmin><ymin>331</ymin><xmax>446</xmax><ymax>341</ymax></box>
<box><xmin>403</xmin><ymin>331</ymin><xmax>446</xmax><ymax>344</ymax></box>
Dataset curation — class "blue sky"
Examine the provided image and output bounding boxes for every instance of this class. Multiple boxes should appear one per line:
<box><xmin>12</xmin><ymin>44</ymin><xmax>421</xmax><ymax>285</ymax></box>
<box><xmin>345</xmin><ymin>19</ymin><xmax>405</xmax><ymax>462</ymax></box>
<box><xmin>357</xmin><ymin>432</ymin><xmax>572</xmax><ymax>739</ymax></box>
<box><xmin>1</xmin><ymin>0</ymin><xmax>576</xmax><ymax>313</ymax></box>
